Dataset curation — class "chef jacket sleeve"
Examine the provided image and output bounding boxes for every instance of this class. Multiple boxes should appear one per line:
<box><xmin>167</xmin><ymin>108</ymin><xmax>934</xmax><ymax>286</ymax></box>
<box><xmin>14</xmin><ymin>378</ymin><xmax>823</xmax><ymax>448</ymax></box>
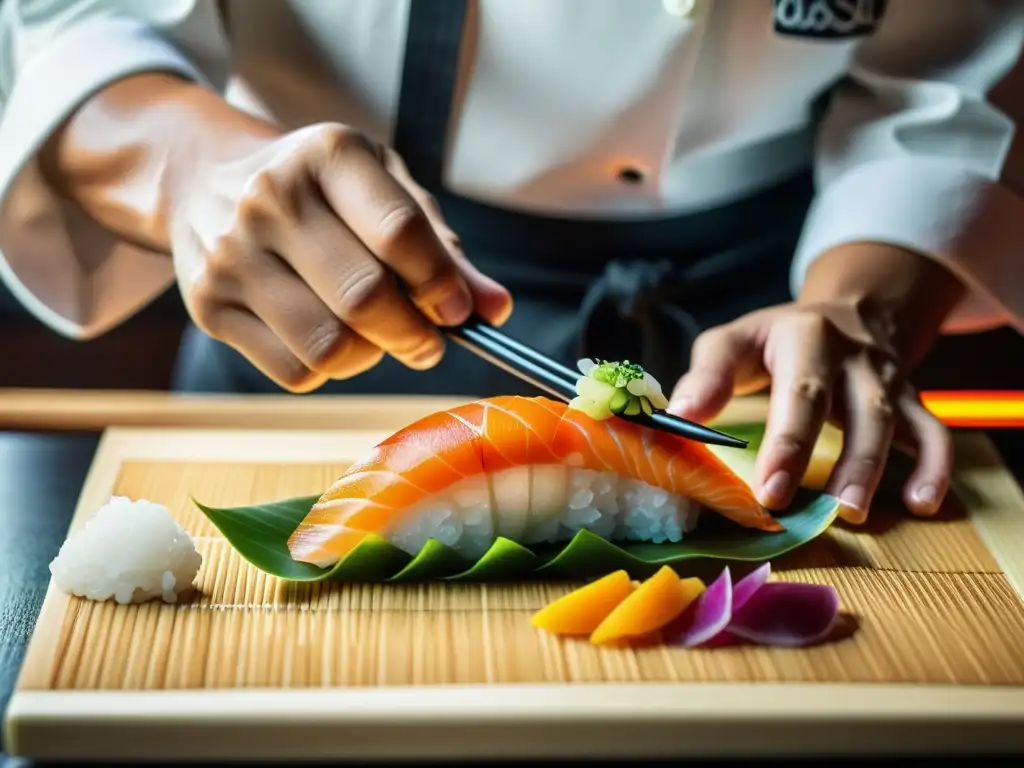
<box><xmin>0</xmin><ymin>0</ymin><xmax>224</xmax><ymax>339</ymax></box>
<box><xmin>789</xmin><ymin>0</ymin><xmax>1024</xmax><ymax>334</ymax></box>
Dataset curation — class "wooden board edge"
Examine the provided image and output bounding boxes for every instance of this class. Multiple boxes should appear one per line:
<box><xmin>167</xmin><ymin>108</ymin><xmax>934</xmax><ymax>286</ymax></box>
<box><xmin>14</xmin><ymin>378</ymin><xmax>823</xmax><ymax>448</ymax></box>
<box><xmin>0</xmin><ymin>391</ymin><xmax>476</xmax><ymax>432</ymax></box>
<box><xmin>83</xmin><ymin>426</ymin><xmax>397</xmax><ymax>463</ymax></box>
<box><xmin>6</xmin><ymin>683</ymin><xmax>1024</xmax><ymax>760</ymax></box>
<box><xmin>11</xmin><ymin>428</ymin><xmax>126</xmax><ymax>691</ymax></box>
<box><xmin>956</xmin><ymin>432</ymin><xmax>1024</xmax><ymax>602</ymax></box>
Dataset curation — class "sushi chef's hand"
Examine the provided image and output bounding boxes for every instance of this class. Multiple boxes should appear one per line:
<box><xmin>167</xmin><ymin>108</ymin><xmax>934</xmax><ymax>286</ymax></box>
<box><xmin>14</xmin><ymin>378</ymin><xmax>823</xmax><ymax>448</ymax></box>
<box><xmin>668</xmin><ymin>244</ymin><xmax>966</xmax><ymax>524</ymax></box>
<box><xmin>42</xmin><ymin>74</ymin><xmax>511</xmax><ymax>390</ymax></box>
<box><xmin>166</xmin><ymin>116</ymin><xmax>512</xmax><ymax>392</ymax></box>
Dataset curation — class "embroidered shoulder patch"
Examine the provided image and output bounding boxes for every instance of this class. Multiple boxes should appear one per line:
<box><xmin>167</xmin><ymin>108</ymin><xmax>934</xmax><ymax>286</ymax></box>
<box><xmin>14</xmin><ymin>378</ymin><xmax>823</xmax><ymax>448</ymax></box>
<box><xmin>774</xmin><ymin>0</ymin><xmax>887</xmax><ymax>40</ymax></box>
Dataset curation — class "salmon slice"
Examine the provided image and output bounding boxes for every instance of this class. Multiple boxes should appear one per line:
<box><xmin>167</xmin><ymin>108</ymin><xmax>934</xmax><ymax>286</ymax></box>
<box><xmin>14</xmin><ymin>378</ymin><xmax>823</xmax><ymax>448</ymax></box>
<box><xmin>287</xmin><ymin>395</ymin><xmax>780</xmax><ymax>566</ymax></box>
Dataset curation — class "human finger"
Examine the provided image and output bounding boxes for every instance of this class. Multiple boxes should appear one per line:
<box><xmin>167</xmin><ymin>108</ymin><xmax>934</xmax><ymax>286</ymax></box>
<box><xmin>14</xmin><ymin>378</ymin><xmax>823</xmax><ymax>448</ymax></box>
<box><xmin>266</xmin><ymin>196</ymin><xmax>449</xmax><ymax>370</ymax></box>
<box><xmin>825</xmin><ymin>352</ymin><xmax>898</xmax><ymax>524</ymax></box>
<box><xmin>897</xmin><ymin>386</ymin><xmax>954</xmax><ymax>516</ymax></box>
<box><xmin>314</xmin><ymin>129</ymin><xmax>473</xmax><ymax>327</ymax></box>
<box><xmin>194</xmin><ymin>302</ymin><xmax>328</xmax><ymax>393</ymax></box>
<box><xmin>755</xmin><ymin>312</ymin><xmax>835</xmax><ymax>510</ymax></box>
<box><xmin>233</xmin><ymin>249</ymin><xmax>386</xmax><ymax>379</ymax></box>
<box><xmin>667</xmin><ymin>323</ymin><xmax>767</xmax><ymax>423</ymax></box>
<box><xmin>385</xmin><ymin>150</ymin><xmax>514</xmax><ymax>326</ymax></box>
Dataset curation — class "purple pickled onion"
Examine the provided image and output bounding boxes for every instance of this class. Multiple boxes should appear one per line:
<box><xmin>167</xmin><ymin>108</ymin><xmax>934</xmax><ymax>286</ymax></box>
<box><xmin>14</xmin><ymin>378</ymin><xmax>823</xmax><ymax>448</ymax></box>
<box><xmin>700</xmin><ymin>629</ymin><xmax>741</xmax><ymax>648</ymax></box>
<box><xmin>663</xmin><ymin>561</ymin><xmax>843</xmax><ymax>649</ymax></box>
<box><xmin>727</xmin><ymin>581</ymin><xmax>840</xmax><ymax>647</ymax></box>
<box><xmin>731</xmin><ymin>562</ymin><xmax>771</xmax><ymax>613</ymax></box>
<box><xmin>663</xmin><ymin>566</ymin><xmax>733</xmax><ymax>648</ymax></box>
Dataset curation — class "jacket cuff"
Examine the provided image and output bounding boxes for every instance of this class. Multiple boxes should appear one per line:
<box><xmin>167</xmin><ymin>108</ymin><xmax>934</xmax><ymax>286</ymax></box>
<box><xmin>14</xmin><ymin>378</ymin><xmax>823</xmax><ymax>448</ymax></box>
<box><xmin>0</xmin><ymin>14</ymin><xmax>207</xmax><ymax>338</ymax></box>
<box><xmin>0</xmin><ymin>13</ymin><xmax>208</xmax><ymax>201</ymax></box>
<box><xmin>790</xmin><ymin>156</ymin><xmax>1024</xmax><ymax>334</ymax></box>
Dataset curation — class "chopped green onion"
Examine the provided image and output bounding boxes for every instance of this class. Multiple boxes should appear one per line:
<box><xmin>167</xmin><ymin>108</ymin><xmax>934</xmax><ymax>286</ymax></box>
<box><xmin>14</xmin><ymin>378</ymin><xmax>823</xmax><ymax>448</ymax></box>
<box><xmin>568</xmin><ymin>358</ymin><xmax>670</xmax><ymax>421</ymax></box>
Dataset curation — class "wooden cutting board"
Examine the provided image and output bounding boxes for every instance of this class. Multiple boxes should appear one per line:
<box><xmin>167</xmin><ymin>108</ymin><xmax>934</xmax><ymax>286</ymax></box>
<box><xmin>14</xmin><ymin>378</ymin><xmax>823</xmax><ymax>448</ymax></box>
<box><xmin>6</xmin><ymin>397</ymin><xmax>1024</xmax><ymax>761</ymax></box>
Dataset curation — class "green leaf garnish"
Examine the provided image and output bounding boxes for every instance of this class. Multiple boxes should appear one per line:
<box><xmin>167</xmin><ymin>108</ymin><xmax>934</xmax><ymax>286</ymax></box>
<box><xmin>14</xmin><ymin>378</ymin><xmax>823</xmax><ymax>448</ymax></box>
<box><xmin>589</xmin><ymin>359</ymin><xmax>647</xmax><ymax>388</ymax></box>
<box><xmin>569</xmin><ymin>358</ymin><xmax>670</xmax><ymax>421</ymax></box>
<box><xmin>194</xmin><ymin>486</ymin><xmax>841</xmax><ymax>584</ymax></box>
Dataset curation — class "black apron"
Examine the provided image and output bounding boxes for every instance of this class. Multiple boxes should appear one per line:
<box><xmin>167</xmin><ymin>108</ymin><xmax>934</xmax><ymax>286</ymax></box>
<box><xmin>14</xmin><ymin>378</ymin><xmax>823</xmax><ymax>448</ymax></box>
<box><xmin>171</xmin><ymin>0</ymin><xmax>817</xmax><ymax>396</ymax></box>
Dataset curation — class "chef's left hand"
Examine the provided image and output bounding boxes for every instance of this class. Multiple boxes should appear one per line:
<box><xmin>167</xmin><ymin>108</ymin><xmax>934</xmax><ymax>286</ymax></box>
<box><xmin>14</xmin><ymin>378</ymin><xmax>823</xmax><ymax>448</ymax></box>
<box><xmin>667</xmin><ymin>243</ymin><xmax>967</xmax><ymax>524</ymax></box>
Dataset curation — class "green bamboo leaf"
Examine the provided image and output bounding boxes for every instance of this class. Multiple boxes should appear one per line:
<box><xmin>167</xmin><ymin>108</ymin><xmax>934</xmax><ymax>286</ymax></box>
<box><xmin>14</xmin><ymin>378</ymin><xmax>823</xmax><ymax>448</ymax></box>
<box><xmin>195</xmin><ymin>483</ymin><xmax>840</xmax><ymax>583</ymax></box>
<box><xmin>195</xmin><ymin>495</ymin><xmax>328</xmax><ymax>581</ymax></box>
<box><xmin>533</xmin><ymin>489</ymin><xmax>841</xmax><ymax>580</ymax></box>
<box><xmin>322</xmin><ymin>534</ymin><xmax>412</xmax><ymax>581</ymax></box>
<box><xmin>194</xmin><ymin>495</ymin><xmax>411</xmax><ymax>582</ymax></box>
<box><xmin>531</xmin><ymin>531</ymin><xmax>660</xmax><ymax>580</ymax></box>
<box><xmin>442</xmin><ymin>538</ymin><xmax>539</xmax><ymax>581</ymax></box>
<box><xmin>388</xmin><ymin>539</ymin><xmax>469</xmax><ymax>581</ymax></box>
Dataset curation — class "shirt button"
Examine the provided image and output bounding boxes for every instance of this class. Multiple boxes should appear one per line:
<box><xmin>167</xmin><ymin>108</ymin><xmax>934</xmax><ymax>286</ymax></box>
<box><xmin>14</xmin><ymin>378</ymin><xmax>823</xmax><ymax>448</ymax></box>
<box><xmin>617</xmin><ymin>166</ymin><xmax>646</xmax><ymax>185</ymax></box>
<box><xmin>662</xmin><ymin>0</ymin><xmax>697</xmax><ymax>17</ymax></box>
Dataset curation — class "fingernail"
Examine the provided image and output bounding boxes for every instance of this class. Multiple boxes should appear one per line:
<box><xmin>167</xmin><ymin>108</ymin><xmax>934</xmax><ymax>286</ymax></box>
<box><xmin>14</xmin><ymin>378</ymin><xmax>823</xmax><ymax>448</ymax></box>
<box><xmin>759</xmin><ymin>471</ymin><xmax>792</xmax><ymax>508</ymax></box>
<box><xmin>913</xmin><ymin>484</ymin><xmax>938</xmax><ymax>507</ymax></box>
<box><xmin>838</xmin><ymin>484</ymin><xmax>867</xmax><ymax>511</ymax></box>
<box><xmin>491</xmin><ymin>297</ymin><xmax>514</xmax><ymax>327</ymax></box>
<box><xmin>667</xmin><ymin>396</ymin><xmax>693</xmax><ymax>417</ymax></box>
<box><xmin>410</xmin><ymin>343</ymin><xmax>445</xmax><ymax>370</ymax></box>
<box><xmin>838</xmin><ymin>502</ymin><xmax>868</xmax><ymax>525</ymax></box>
<box><xmin>910</xmin><ymin>484</ymin><xmax>941</xmax><ymax>516</ymax></box>
<box><xmin>433</xmin><ymin>293</ymin><xmax>471</xmax><ymax>326</ymax></box>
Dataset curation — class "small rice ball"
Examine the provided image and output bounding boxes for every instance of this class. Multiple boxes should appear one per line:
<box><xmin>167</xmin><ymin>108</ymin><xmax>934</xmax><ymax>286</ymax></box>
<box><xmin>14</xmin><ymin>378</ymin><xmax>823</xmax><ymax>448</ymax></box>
<box><xmin>49</xmin><ymin>496</ymin><xmax>203</xmax><ymax>605</ymax></box>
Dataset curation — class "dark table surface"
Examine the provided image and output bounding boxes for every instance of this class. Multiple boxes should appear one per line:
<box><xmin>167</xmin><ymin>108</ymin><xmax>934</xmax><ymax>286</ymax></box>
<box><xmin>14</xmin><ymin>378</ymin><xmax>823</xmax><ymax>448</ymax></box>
<box><xmin>3</xmin><ymin>427</ymin><xmax>1024</xmax><ymax>766</ymax></box>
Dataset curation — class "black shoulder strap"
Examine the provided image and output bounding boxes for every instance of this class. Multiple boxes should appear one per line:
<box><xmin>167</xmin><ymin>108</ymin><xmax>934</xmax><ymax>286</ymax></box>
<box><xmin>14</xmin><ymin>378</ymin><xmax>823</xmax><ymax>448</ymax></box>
<box><xmin>391</xmin><ymin>0</ymin><xmax>469</xmax><ymax>192</ymax></box>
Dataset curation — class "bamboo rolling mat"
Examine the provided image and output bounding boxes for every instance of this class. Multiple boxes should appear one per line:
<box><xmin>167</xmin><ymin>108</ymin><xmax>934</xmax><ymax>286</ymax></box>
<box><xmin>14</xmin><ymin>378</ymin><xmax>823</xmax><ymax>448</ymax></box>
<box><xmin>6</xmin><ymin>397</ymin><xmax>1024</xmax><ymax>760</ymax></box>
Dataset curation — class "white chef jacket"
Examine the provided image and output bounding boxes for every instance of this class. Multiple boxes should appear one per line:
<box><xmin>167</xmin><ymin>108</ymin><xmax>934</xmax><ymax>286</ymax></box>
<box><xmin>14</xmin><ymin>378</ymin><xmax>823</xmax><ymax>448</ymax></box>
<box><xmin>0</xmin><ymin>0</ymin><xmax>1022</xmax><ymax>340</ymax></box>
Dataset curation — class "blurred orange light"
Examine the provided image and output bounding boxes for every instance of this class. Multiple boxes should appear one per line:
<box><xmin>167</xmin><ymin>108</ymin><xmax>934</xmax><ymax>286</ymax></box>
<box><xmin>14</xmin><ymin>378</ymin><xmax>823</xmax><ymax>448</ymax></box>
<box><xmin>919</xmin><ymin>391</ymin><xmax>1024</xmax><ymax>428</ymax></box>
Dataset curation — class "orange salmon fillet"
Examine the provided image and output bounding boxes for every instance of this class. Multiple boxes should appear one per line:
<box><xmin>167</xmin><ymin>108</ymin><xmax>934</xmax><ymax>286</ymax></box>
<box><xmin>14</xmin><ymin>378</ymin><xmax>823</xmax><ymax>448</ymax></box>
<box><xmin>287</xmin><ymin>395</ymin><xmax>780</xmax><ymax>566</ymax></box>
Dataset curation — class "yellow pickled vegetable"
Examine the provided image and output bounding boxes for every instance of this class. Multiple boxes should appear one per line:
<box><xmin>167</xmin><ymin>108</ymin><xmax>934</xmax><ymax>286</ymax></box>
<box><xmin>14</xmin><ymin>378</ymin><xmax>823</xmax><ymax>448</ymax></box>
<box><xmin>590</xmin><ymin>566</ymin><xmax>705</xmax><ymax>645</ymax></box>
<box><xmin>531</xmin><ymin>570</ymin><xmax>636</xmax><ymax>636</ymax></box>
<box><xmin>802</xmin><ymin>422</ymin><xmax>843</xmax><ymax>491</ymax></box>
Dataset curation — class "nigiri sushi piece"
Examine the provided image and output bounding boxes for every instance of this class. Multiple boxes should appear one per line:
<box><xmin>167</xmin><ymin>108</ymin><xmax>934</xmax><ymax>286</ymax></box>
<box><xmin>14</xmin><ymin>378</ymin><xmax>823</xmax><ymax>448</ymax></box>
<box><xmin>287</xmin><ymin>395</ymin><xmax>782</xmax><ymax>567</ymax></box>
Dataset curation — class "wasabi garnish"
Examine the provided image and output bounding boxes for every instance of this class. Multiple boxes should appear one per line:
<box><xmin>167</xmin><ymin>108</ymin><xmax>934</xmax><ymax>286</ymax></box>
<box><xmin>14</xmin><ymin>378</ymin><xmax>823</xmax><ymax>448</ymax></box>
<box><xmin>569</xmin><ymin>358</ymin><xmax>670</xmax><ymax>421</ymax></box>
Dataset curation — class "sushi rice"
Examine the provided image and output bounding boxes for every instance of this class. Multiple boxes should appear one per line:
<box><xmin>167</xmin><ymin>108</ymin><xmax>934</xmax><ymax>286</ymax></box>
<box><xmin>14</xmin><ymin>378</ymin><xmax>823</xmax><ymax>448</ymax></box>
<box><xmin>49</xmin><ymin>496</ymin><xmax>203</xmax><ymax>605</ymax></box>
<box><xmin>387</xmin><ymin>464</ymin><xmax>701</xmax><ymax>561</ymax></box>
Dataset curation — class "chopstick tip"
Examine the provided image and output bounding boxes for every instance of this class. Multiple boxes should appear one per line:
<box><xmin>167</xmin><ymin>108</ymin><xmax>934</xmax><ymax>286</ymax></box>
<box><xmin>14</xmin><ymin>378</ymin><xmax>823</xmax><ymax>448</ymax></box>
<box><xmin>719</xmin><ymin>435</ymin><xmax>749</xmax><ymax>449</ymax></box>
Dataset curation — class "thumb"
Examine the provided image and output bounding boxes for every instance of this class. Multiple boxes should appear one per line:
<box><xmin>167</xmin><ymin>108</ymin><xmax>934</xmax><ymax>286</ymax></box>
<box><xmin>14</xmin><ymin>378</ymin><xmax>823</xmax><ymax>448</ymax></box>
<box><xmin>667</xmin><ymin>325</ymin><xmax>764</xmax><ymax>423</ymax></box>
<box><xmin>449</xmin><ymin>247</ymin><xmax>514</xmax><ymax>327</ymax></box>
<box><xmin>386</xmin><ymin>149</ymin><xmax>513</xmax><ymax>327</ymax></box>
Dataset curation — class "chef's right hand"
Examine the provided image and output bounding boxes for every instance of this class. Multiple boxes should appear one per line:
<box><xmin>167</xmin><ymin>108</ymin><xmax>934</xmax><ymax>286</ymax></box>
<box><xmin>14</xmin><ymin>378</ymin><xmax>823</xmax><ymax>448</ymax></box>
<box><xmin>168</xmin><ymin>123</ymin><xmax>513</xmax><ymax>392</ymax></box>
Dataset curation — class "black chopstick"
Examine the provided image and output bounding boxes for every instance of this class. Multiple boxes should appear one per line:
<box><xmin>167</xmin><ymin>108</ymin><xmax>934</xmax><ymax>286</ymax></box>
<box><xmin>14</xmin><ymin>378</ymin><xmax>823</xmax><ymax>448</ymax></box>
<box><xmin>446</xmin><ymin>323</ymin><xmax>579</xmax><ymax>402</ymax></box>
<box><xmin>446</xmin><ymin>317</ymin><xmax>749</xmax><ymax>450</ymax></box>
<box><xmin>468</xmin><ymin>320</ymin><xmax>582</xmax><ymax>383</ymax></box>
